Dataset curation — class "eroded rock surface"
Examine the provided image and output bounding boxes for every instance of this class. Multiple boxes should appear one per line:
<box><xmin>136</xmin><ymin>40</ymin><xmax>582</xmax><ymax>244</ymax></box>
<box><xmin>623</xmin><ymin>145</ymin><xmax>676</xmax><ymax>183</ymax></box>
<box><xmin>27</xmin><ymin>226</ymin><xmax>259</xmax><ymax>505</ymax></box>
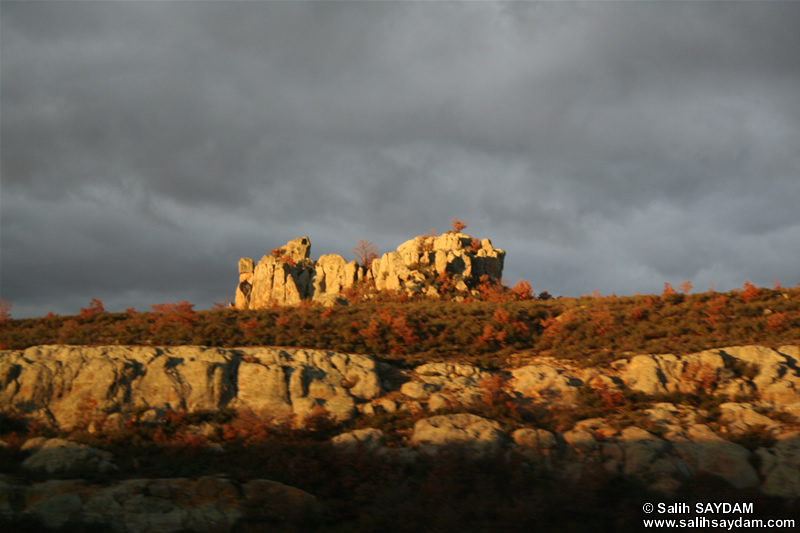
<box><xmin>234</xmin><ymin>233</ymin><xmax>506</xmax><ymax>308</ymax></box>
<box><xmin>2</xmin><ymin>344</ymin><xmax>800</xmax><ymax>505</ymax></box>
<box><xmin>411</xmin><ymin>413</ymin><xmax>507</xmax><ymax>456</ymax></box>
<box><xmin>0</xmin><ymin>345</ymin><xmax>381</xmax><ymax>429</ymax></box>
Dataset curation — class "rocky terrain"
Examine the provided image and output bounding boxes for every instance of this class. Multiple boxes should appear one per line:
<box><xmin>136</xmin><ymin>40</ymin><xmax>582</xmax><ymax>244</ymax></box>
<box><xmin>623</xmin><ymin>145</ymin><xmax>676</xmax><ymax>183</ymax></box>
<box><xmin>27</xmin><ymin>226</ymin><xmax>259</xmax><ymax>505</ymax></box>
<box><xmin>1</xmin><ymin>344</ymin><xmax>799</xmax><ymax>530</ymax></box>
<box><xmin>235</xmin><ymin>233</ymin><xmax>505</xmax><ymax>308</ymax></box>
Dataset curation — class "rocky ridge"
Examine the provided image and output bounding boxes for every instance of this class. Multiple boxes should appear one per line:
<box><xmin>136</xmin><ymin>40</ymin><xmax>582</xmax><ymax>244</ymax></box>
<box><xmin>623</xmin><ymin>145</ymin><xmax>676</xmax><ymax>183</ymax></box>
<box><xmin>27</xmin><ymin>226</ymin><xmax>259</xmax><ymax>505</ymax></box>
<box><xmin>1</xmin><ymin>344</ymin><xmax>800</xmax><ymax>530</ymax></box>
<box><xmin>235</xmin><ymin>233</ymin><xmax>505</xmax><ymax>308</ymax></box>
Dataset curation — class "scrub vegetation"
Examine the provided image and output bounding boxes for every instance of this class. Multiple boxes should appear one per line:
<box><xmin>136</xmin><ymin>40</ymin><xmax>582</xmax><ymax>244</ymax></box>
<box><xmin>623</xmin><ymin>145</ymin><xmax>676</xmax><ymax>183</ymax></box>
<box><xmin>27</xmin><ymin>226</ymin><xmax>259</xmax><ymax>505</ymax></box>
<box><xmin>1</xmin><ymin>281</ymin><xmax>799</xmax><ymax>370</ymax></box>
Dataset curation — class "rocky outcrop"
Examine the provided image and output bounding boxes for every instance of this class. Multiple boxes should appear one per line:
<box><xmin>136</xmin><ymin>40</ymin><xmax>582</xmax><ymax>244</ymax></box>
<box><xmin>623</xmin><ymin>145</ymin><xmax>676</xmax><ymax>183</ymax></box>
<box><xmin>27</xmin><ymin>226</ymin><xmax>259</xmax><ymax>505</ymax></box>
<box><xmin>371</xmin><ymin>233</ymin><xmax>504</xmax><ymax>297</ymax></box>
<box><xmin>618</xmin><ymin>346</ymin><xmax>800</xmax><ymax>404</ymax></box>
<box><xmin>234</xmin><ymin>233</ymin><xmax>506</xmax><ymax>308</ymax></box>
<box><xmin>21</xmin><ymin>438</ymin><xmax>117</xmax><ymax>476</ymax></box>
<box><xmin>411</xmin><ymin>413</ymin><xmax>507</xmax><ymax>456</ymax></box>
<box><xmin>0</xmin><ymin>474</ymin><xmax>322</xmax><ymax>532</ymax></box>
<box><xmin>400</xmin><ymin>362</ymin><xmax>490</xmax><ymax>411</ymax></box>
<box><xmin>236</xmin><ymin>237</ymin><xmax>317</xmax><ymax>308</ymax></box>
<box><xmin>2</xmin><ymin>344</ymin><xmax>800</xmax><ymax>504</ymax></box>
<box><xmin>0</xmin><ymin>345</ymin><xmax>381</xmax><ymax>429</ymax></box>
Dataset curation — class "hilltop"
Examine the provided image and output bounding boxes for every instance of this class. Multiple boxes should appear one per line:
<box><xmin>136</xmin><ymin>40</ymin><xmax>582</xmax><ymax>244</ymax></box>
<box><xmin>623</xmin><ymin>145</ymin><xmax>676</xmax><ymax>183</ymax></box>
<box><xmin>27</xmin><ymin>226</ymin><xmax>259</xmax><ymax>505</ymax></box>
<box><xmin>1</xmin><ymin>243</ymin><xmax>800</xmax><ymax>530</ymax></box>
<box><xmin>2</xmin><ymin>282</ymin><xmax>798</xmax><ymax>368</ymax></box>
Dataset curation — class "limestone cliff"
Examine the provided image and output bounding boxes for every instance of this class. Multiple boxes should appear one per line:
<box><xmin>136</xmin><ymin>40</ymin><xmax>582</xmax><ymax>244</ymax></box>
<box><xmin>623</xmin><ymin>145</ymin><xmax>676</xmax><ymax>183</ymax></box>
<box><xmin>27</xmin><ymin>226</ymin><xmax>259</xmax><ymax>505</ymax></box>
<box><xmin>234</xmin><ymin>233</ymin><xmax>505</xmax><ymax>309</ymax></box>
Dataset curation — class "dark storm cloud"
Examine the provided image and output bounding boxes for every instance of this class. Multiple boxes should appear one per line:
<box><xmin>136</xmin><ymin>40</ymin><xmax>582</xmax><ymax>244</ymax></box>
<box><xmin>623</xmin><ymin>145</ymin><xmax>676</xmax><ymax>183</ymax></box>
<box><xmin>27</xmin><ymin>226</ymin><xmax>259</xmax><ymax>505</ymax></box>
<box><xmin>2</xmin><ymin>1</ymin><xmax>799</xmax><ymax>318</ymax></box>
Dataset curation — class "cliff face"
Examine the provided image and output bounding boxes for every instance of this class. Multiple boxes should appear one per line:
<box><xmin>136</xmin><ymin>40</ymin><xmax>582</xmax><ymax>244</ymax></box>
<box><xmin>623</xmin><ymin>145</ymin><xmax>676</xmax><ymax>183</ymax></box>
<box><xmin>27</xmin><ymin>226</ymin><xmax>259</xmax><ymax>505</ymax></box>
<box><xmin>234</xmin><ymin>233</ymin><xmax>505</xmax><ymax>309</ymax></box>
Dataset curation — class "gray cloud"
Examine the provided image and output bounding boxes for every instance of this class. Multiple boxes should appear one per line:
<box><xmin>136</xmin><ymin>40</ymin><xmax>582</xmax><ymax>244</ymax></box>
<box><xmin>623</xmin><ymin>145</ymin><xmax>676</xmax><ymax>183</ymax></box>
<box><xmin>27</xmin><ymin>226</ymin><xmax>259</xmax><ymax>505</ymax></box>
<box><xmin>2</xmin><ymin>1</ymin><xmax>799</xmax><ymax>318</ymax></box>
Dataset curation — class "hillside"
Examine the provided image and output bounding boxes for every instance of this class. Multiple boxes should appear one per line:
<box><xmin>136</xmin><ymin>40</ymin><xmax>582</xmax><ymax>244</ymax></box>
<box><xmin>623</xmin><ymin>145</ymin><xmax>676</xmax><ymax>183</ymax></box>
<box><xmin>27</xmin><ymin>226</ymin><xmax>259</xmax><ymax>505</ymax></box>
<box><xmin>2</xmin><ymin>283</ymin><xmax>799</xmax><ymax>366</ymax></box>
<box><xmin>1</xmin><ymin>284</ymin><xmax>800</xmax><ymax>531</ymax></box>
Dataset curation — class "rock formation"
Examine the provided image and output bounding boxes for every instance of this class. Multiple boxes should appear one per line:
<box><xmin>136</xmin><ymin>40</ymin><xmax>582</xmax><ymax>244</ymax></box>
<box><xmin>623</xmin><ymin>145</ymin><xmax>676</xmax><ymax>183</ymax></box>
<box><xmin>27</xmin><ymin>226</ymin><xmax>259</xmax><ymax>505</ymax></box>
<box><xmin>234</xmin><ymin>233</ymin><xmax>505</xmax><ymax>308</ymax></box>
<box><xmin>2</xmin><ymin>344</ymin><xmax>800</xmax><ymax>531</ymax></box>
<box><xmin>0</xmin><ymin>345</ymin><xmax>381</xmax><ymax>430</ymax></box>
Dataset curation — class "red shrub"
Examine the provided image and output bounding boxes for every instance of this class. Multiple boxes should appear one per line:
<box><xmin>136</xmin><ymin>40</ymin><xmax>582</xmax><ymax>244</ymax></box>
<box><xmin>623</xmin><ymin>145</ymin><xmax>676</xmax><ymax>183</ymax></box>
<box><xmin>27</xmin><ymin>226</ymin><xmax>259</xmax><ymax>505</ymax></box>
<box><xmin>450</xmin><ymin>218</ymin><xmax>467</xmax><ymax>233</ymax></box>
<box><xmin>150</xmin><ymin>301</ymin><xmax>197</xmax><ymax>336</ymax></box>
<box><xmin>511</xmin><ymin>280</ymin><xmax>533</xmax><ymax>301</ymax></box>
<box><xmin>704</xmin><ymin>295</ymin><xmax>728</xmax><ymax>328</ymax></box>
<box><xmin>477</xmin><ymin>324</ymin><xmax>507</xmax><ymax>347</ymax></box>
<box><xmin>742</xmin><ymin>281</ymin><xmax>760</xmax><ymax>303</ymax></box>
<box><xmin>469</xmin><ymin>237</ymin><xmax>482</xmax><ymax>253</ymax></box>
<box><xmin>80</xmin><ymin>298</ymin><xmax>105</xmax><ymax>320</ymax></box>
<box><xmin>766</xmin><ymin>312</ymin><xmax>787</xmax><ymax>332</ymax></box>
<box><xmin>591</xmin><ymin>306</ymin><xmax>615</xmax><ymax>336</ymax></box>
<box><xmin>391</xmin><ymin>315</ymin><xmax>419</xmax><ymax>345</ymax></box>
<box><xmin>240</xmin><ymin>317</ymin><xmax>260</xmax><ymax>339</ymax></box>
<box><xmin>492</xmin><ymin>308</ymin><xmax>511</xmax><ymax>324</ymax></box>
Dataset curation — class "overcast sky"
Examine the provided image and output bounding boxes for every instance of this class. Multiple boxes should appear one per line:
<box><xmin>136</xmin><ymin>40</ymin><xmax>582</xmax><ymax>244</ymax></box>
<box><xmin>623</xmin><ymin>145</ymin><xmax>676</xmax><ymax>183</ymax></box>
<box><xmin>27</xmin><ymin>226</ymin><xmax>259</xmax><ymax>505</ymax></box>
<box><xmin>2</xmin><ymin>1</ymin><xmax>799</xmax><ymax>318</ymax></box>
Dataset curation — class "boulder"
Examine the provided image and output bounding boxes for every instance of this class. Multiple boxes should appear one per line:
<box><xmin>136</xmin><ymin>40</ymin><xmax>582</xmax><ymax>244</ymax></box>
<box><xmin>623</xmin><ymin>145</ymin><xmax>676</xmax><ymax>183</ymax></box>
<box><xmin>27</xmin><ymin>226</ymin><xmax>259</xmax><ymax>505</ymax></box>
<box><xmin>617</xmin><ymin>427</ymin><xmax>670</xmax><ymax>475</ymax></box>
<box><xmin>562</xmin><ymin>429</ymin><xmax>597</xmax><ymax>453</ymax></box>
<box><xmin>404</xmin><ymin>362</ymin><xmax>490</xmax><ymax>410</ymax></box>
<box><xmin>510</xmin><ymin>365</ymin><xmax>581</xmax><ymax>404</ymax></box>
<box><xmin>512</xmin><ymin>428</ymin><xmax>558</xmax><ymax>451</ymax></box>
<box><xmin>673</xmin><ymin>424</ymin><xmax>759</xmax><ymax>489</ymax></box>
<box><xmin>411</xmin><ymin>413</ymin><xmax>506</xmax><ymax>456</ymax></box>
<box><xmin>718</xmin><ymin>403</ymin><xmax>782</xmax><ymax>434</ymax></box>
<box><xmin>21</xmin><ymin>438</ymin><xmax>116</xmax><ymax>475</ymax></box>
<box><xmin>757</xmin><ymin>431</ymin><xmax>800</xmax><ymax>498</ymax></box>
<box><xmin>331</xmin><ymin>428</ymin><xmax>386</xmax><ymax>452</ymax></box>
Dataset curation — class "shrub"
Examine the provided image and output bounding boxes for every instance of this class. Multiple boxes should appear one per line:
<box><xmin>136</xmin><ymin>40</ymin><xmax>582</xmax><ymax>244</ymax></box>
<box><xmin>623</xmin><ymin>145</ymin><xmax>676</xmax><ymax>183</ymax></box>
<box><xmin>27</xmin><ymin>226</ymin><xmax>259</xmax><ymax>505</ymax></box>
<box><xmin>450</xmin><ymin>218</ymin><xmax>467</xmax><ymax>233</ymax></box>
<box><xmin>765</xmin><ymin>312</ymin><xmax>788</xmax><ymax>332</ymax></box>
<box><xmin>469</xmin><ymin>237</ymin><xmax>482</xmax><ymax>253</ymax></box>
<box><xmin>742</xmin><ymin>280</ymin><xmax>760</xmax><ymax>303</ymax></box>
<box><xmin>511</xmin><ymin>280</ymin><xmax>533</xmax><ymax>301</ymax></box>
<box><xmin>80</xmin><ymin>298</ymin><xmax>105</xmax><ymax>320</ymax></box>
<box><xmin>150</xmin><ymin>301</ymin><xmax>198</xmax><ymax>341</ymax></box>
